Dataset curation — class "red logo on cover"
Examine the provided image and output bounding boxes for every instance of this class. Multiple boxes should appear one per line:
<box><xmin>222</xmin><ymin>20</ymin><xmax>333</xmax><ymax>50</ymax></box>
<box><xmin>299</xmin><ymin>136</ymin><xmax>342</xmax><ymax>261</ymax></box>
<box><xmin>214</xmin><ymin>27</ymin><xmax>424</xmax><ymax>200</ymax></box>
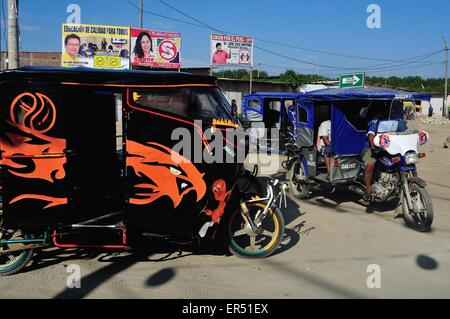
<box><xmin>379</xmin><ymin>134</ymin><xmax>391</xmax><ymax>149</ymax></box>
<box><xmin>418</xmin><ymin>131</ymin><xmax>428</xmax><ymax>145</ymax></box>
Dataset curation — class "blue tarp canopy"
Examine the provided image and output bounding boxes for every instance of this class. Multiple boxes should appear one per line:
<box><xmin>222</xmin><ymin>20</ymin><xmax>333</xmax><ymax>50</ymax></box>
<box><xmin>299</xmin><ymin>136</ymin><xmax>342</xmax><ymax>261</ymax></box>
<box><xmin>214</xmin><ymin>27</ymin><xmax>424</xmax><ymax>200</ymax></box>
<box><xmin>297</xmin><ymin>88</ymin><xmax>432</xmax><ymax>102</ymax></box>
<box><xmin>244</xmin><ymin>92</ymin><xmax>303</xmax><ymax>99</ymax></box>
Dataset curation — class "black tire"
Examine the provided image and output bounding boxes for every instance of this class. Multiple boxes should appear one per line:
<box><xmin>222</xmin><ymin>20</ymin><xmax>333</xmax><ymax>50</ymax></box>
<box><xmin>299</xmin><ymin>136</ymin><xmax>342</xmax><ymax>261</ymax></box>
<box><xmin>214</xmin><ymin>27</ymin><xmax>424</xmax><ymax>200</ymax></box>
<box><xmin>0</xmin><ymin>231</ymin><xmax>35</xmax><ymax>276</ymax></box>
<box><xmin>237</xmin><ymin>172</ymin><xmax>263</xmax><ymax>195</ymax></box>
<box><xmin>228</xmin><ymin>203</ymin><xmax>285</xmax><ymax>258</ymax></box>
<box><xmin>402</xmin><ymin>183</ymin><xmax>433</xmax><ymax>232</ymax></box>
<box><xmin>286</xmin><ymin>161</ymin><xmax>310</xmax><ymax>199</ymax></box>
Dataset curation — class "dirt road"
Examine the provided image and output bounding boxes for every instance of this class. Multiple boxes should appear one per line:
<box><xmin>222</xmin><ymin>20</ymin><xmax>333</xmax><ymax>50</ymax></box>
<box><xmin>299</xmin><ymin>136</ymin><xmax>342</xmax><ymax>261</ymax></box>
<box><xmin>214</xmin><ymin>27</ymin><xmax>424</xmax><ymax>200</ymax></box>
<box><xmin>0</xmin><ymin>123</ymin><xmax>449</xmax><ymax>299</ymax></box>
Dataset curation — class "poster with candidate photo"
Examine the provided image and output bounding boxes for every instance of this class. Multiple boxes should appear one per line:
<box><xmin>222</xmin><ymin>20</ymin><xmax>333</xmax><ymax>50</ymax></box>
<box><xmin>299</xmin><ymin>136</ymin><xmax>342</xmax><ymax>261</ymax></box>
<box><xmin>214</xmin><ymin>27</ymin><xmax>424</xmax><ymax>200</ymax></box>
<box><xmin>210</xmin><ymin>33</ymin><xmax>253</xmax><ymax>67</ymax></box>
<box><xmin>62</xmin><ymin>23</ymin><xmax>130</xmax><ymax>69</ymax></box>
<box><xmin>131</xmin><ymin>28</ymin><xmax>181</xmax><ymax>69</ymax></box>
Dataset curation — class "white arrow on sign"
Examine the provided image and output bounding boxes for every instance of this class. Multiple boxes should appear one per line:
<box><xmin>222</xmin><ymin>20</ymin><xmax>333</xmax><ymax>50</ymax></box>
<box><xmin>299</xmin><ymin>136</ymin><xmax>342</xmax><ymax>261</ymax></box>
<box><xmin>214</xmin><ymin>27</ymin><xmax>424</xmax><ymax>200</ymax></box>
<box><xmin>342</xmin><ymin>75</ymin><xmax>361</xmax><ymax>85</ymax></box>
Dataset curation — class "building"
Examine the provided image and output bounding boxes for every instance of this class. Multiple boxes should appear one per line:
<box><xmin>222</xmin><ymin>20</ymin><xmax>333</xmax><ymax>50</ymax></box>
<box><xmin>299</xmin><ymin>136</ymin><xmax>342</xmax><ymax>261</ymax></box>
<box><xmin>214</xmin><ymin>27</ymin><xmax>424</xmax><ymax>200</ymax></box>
<box><xmin>0</xmin><ymin>52</ymin><xmax>291</xmax><ymax>113</ymax></box>
<box><xmin>1</xmin><ymin>51</ymin><xmax>60</xmax><ymax>69</ymax></box>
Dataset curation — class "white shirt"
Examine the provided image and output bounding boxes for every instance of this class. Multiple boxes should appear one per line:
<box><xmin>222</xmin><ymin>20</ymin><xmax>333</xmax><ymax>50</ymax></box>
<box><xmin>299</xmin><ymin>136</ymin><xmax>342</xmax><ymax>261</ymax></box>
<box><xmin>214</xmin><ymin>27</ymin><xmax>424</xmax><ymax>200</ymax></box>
<box><xmin>317</xmin><ymin>120</ymin><xmax>331</xmax><ymax>149</ymax></box>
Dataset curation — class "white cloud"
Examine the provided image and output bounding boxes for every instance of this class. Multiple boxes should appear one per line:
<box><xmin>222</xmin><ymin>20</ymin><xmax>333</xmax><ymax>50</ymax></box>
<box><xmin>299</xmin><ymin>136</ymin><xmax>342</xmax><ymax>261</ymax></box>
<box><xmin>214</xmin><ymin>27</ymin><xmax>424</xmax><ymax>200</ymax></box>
<box><xmin>20</xmin><ymin>24</ymin><xmax>42</xmax><ymax>32</ymax></box>
<box><xmin>181</xmin><ymin>57</ymin><xmax>209</xmax><ymax>68</ymax></box>
<box><xmin>152</xmin><ymin>21</ymin><xmax>174</xmax><ymax>30</ymax></box>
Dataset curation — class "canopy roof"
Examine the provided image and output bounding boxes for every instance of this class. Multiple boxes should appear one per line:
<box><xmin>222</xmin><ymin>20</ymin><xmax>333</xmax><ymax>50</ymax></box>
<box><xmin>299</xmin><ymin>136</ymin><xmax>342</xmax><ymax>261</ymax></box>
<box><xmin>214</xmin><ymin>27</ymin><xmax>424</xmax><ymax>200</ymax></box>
<box><xmin>244</xmin><ymin>92</ymin><xmax>303</xmax><ymax>99</ymax></box>
<box><xmin>297</xmin><ymin>87</ymin><xmax>432</xmax><ymax>101</ymax></box>
<box><xmin>0</xmin><ymin>66</ymin><xmax>216</xmax><ymax>86</ymax></box>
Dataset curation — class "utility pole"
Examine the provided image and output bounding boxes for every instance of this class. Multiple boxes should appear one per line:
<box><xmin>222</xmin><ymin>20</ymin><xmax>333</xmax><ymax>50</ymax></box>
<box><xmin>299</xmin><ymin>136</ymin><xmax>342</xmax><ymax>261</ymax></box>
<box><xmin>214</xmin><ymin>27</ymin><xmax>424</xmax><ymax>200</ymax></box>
<box><xmin>440</xmin><ymin>35</ymin><xmax>448</xmax><ymax>118</ymax></box>
<box><xmin>249</xmin><ymin>67</ymin><xmax>253</xmax><ymax>93</ymax></box>
<box><xmin>7</xmin><ymin>0</ymin><xmax>19</xmax><ymax>69</ymax></box>
<box><xmin>139</xmin><ymin>0</ymin><xmax>143</xmax><ymax>29</ymax></box>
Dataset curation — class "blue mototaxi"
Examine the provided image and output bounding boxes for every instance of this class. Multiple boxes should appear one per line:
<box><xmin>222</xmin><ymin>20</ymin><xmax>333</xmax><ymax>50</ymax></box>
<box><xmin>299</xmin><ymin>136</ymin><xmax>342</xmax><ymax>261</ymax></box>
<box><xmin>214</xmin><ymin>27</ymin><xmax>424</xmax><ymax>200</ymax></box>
<box><xmin>287</xmin><ymin>87</ymin><xmax>431</xmax><ymax>182</ymax></box>
<box><xmin>242</xmin><ymin>92</ymin><xmax>303</xmax><ymax>148</ymax></box>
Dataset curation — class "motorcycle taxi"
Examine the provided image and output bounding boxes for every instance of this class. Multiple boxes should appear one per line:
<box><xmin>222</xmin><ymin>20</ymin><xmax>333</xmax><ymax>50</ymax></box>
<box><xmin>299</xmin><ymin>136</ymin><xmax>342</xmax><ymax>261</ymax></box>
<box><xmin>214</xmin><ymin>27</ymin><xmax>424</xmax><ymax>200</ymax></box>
<box><xmin>0</xmin><ymin>67</ymin><xmax>288</xmax><ymax>276</ymax></box>
<box><xmin>284</xmin><ymin>88</ymin><xmax>433</xmax><ymax>232</ymax></box>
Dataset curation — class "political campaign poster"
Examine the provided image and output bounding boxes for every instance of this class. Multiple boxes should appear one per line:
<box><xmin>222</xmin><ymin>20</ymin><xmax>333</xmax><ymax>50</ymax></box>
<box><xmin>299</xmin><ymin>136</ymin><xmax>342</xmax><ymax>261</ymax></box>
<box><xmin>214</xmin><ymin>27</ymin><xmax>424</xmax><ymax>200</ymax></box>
<box><xmin>210</xmin><ymin>34</ymin><xmax>253</xmax><ymax>67</ymax></box>
<box><xmin>62</xmin><ymin>23</ymin><xmax>130</xmax><ymax>69</ymax></box>
<box><xmin>131</xmin><ymin>28</ymin><xmax>181</xmax><ymax>69</ymax></box>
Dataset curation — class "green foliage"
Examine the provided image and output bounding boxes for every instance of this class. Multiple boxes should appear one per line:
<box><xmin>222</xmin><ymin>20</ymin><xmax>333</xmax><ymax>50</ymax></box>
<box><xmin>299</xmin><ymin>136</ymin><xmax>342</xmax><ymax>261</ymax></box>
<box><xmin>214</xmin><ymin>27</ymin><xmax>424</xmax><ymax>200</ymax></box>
<box><xmin>366</xmin><ymin>76</ymin><xmax>448</xmax><ymax>93</ymax></box>
<box><xmin>213</xmin><ymin>69</ymin><xmax>269</xmax><ymax>80</ymax></box>
<box><xmin>213</xmin><ymin>69</ymin><xmax>448</xmax><ymax>93</ymax></box>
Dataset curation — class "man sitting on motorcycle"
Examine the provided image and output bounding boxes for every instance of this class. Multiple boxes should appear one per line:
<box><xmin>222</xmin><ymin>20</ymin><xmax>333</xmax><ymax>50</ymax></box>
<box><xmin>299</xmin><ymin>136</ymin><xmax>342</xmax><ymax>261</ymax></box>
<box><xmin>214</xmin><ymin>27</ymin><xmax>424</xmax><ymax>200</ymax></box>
<box><xmin>317</xmin><ymin>120</ymin><xmax>332</xmax><ymax>180</ymax></box>
<box><xmin>362</xmin><ymin>110</ymin><xmax>407</xmax><ymax>202</ymax></box>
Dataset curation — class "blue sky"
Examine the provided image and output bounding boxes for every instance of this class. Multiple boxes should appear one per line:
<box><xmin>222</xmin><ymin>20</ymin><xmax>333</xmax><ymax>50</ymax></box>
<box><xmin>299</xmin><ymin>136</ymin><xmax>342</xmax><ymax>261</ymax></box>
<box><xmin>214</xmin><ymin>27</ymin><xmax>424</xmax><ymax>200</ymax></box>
<box><xmin>1</xmin><ymin>0</ymin><xmax>449</xmax><ymax>78</ymax></box>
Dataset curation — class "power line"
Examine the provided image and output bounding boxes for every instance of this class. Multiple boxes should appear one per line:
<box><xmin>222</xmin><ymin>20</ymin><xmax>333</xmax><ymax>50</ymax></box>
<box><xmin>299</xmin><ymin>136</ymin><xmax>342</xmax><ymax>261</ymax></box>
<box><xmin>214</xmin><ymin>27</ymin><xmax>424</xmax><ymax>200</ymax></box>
<box><xmin>125</xmin><ymin>0</ymin><xmax>210</xmax><ymax>30</ymax></box>
<box><xmin>260</xmin><ymin>61</ymin><xmax>440</xmax><ymax>77</ymax></box>
<box><xmin>156</xmin><ymin>0</ymin><xmax>443</xmax><ymax>72</ymax></box>
<box><xmin>364</xmin><ymin>62</ymin><xmax>441</xmax><ymax>74</ymax></box>
<box><xmin>249</xmin><ymin>37</ymin><xmax>443</xmax><ymax>63</ymax></box>
<box><xmin>124</xmin><ymin>0</ymin><xmax>443</xmax><ymax>73</ymax></box>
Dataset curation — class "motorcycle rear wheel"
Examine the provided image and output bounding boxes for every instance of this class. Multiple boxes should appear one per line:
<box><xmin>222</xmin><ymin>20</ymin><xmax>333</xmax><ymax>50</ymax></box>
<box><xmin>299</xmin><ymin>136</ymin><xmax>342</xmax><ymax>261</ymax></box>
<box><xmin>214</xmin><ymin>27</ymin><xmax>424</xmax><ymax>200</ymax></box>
<box><xmin>0</xmin><ymin>229</ymin><xmax>35</xmax><ymax>276</ymax></box>
<box><xmin>286</xmin><ymin>161</ymin><xmax>310</xmax><ymax>199</ymax></box>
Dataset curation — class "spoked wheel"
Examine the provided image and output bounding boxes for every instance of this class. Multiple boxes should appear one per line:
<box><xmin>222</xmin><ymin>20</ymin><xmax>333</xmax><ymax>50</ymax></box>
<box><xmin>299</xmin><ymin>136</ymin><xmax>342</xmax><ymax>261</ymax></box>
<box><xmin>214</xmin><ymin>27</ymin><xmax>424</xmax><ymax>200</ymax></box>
<box><xmin>402</xmin><ymin>183</ymin><xmax>434</xmax><ymax>232</ymax></box>
<box><xmin>286</xmin><ymin>161</ymin><xmax>310</xmax><ymax>199</ymax></box>
<box><xmin>228</xmin><ymin>203</ymin><xmax>284</xmax><ymax>258</ymax></box>
<box><xmin>0</xmin><ymin>228</ymin><xmax>35</xmax><ymax>276</ymax></box>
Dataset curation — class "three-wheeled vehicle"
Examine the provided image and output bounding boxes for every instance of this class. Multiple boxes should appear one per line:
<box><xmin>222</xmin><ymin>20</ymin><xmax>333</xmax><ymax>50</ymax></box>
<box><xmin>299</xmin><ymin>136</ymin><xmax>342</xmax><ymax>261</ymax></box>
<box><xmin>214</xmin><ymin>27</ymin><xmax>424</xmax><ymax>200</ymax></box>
<box><xmin>285</xmin><ymin>88</ymin><xmax>434</xmax><ymax>232</ymax></box>
<box><xmin>0</xmin><ymin>67</ymin><xmax>288</xmax><ymax>276</ymax></box>
<box><xmin>242</xmin><ymin>92</ymin><xmax>302</xmax><ymax>148</ymax></box>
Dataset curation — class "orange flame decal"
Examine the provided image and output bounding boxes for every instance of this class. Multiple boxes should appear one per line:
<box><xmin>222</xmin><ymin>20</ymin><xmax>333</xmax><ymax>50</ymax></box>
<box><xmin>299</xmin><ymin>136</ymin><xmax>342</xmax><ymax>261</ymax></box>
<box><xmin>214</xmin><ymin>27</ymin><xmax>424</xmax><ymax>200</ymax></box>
<box><xmin>127</xmin><ymin>140</ymin><xmax>206</xmax><ymax>209</ymax></box>
<box><xmin>0</xmin><ymin>123</ymin><xmax>66</xmax><ymax>183</ymax></box>
<box><xmin>0</xmin><ymin>92</ymin><xmax>67</xmax><ymax>209</ymax></box>
<box><xmin>9</xmin><ymin>195</ymin><xmax>68</xmax><ymax>209</ymax></box>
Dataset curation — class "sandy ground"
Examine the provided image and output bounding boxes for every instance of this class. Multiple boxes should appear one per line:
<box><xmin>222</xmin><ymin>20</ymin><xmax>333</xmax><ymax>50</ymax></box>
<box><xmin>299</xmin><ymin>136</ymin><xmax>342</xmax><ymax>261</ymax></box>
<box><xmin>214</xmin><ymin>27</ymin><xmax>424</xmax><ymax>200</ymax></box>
<box><xmin>0</xmin><ymin>123</ymin><xmax>449</xmax><ymax>299</ymax></box>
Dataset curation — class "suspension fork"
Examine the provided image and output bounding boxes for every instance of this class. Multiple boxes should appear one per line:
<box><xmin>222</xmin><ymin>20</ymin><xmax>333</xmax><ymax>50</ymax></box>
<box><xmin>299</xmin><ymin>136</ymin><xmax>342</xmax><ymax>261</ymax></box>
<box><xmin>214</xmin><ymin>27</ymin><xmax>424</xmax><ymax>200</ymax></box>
<box><xmin>239</xmin><ymin>184</ymin><xmax>275</xmax><ymax>230</ymax></box>
<box><xmin>400</xmin><ymin>171</ymin><xmax>414</xmax><ymax>210</ymax></box>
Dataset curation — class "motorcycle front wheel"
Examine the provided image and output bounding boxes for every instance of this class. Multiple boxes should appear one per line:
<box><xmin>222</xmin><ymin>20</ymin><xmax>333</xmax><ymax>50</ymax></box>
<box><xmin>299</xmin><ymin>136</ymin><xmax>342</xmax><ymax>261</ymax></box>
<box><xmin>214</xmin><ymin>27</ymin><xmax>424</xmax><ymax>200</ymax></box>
<box><xmin>402</xmin><ymin>183</ymin><xmax>434</xmax><ymax>232</ymax></box>
<box><xmin>228</xmin><ymin>203</ymin><xmax>285</xmax><ymax>258</ymax></box>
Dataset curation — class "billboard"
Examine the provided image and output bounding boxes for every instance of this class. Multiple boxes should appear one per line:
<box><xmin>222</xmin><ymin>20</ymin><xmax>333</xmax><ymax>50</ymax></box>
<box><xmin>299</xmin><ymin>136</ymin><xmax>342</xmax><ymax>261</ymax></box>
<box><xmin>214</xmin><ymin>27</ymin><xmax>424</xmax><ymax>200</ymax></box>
<box><xmin>210</xmin><ymin>34</ymin><xmax>253</xmax><ymax>67</ymax></box>
<box><xmin>131</xmin><ymin>28</ymin><xmax>181</xmax><ymax>69</ymax></box>
<box><xmin>62</xmin><ymin>23</ymin><xmax>130</xmax><ymax>69</ymax></box>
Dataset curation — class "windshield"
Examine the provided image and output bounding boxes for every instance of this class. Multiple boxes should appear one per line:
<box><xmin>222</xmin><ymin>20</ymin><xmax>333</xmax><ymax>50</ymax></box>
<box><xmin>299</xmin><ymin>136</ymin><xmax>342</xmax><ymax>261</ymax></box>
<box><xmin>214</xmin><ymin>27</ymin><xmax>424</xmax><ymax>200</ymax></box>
<box><xmin>133</xmin><ymin>86</ymin><xmax>236</xmax><ymax>123</ymax></box>
<box><xmin>387</xmin><ymin>99</ymin><xmax>419</xmax><ymax>134</ymax></box>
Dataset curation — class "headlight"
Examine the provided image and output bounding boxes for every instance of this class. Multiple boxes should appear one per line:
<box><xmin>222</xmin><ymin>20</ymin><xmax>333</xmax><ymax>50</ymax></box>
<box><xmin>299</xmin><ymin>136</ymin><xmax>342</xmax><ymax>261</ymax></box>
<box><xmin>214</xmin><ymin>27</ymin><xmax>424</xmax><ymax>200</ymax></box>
<box><xmin>405</xmin><ymin>152</ymin><xmax>419</xmax><ymax>165</ymax></box>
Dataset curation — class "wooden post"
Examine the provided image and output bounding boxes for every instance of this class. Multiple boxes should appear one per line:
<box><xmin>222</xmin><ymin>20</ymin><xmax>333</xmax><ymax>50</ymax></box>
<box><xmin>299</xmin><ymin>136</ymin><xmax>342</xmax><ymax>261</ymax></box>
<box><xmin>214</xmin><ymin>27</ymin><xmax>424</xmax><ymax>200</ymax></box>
<box><xmin>249</xmin><ymin>67</ymin><xmax>253</xmax><ymax>93</ymax></box>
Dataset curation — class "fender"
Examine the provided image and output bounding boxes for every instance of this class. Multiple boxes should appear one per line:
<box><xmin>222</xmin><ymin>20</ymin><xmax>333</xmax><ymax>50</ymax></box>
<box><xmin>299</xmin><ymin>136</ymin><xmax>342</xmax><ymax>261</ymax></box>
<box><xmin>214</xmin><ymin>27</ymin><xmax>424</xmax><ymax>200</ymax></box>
<box><xmin>284</xmin><ymin>156</ymin><xmax>298</xmax><ymax>170</ymax></box>
<box><xmin>408</xmin><ymin>176</ymin><xmax>427</xmax><ymax>188</ymax></box>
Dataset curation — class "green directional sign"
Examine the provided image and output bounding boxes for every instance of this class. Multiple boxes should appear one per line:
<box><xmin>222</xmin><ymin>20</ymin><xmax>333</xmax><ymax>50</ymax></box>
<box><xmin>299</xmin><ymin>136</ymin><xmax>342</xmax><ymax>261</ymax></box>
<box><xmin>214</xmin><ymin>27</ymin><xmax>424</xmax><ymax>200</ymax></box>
<box><xmin>339</xmin><ymin>73</ymin><xmax>365</xmax><ymax>88</ymax></box>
